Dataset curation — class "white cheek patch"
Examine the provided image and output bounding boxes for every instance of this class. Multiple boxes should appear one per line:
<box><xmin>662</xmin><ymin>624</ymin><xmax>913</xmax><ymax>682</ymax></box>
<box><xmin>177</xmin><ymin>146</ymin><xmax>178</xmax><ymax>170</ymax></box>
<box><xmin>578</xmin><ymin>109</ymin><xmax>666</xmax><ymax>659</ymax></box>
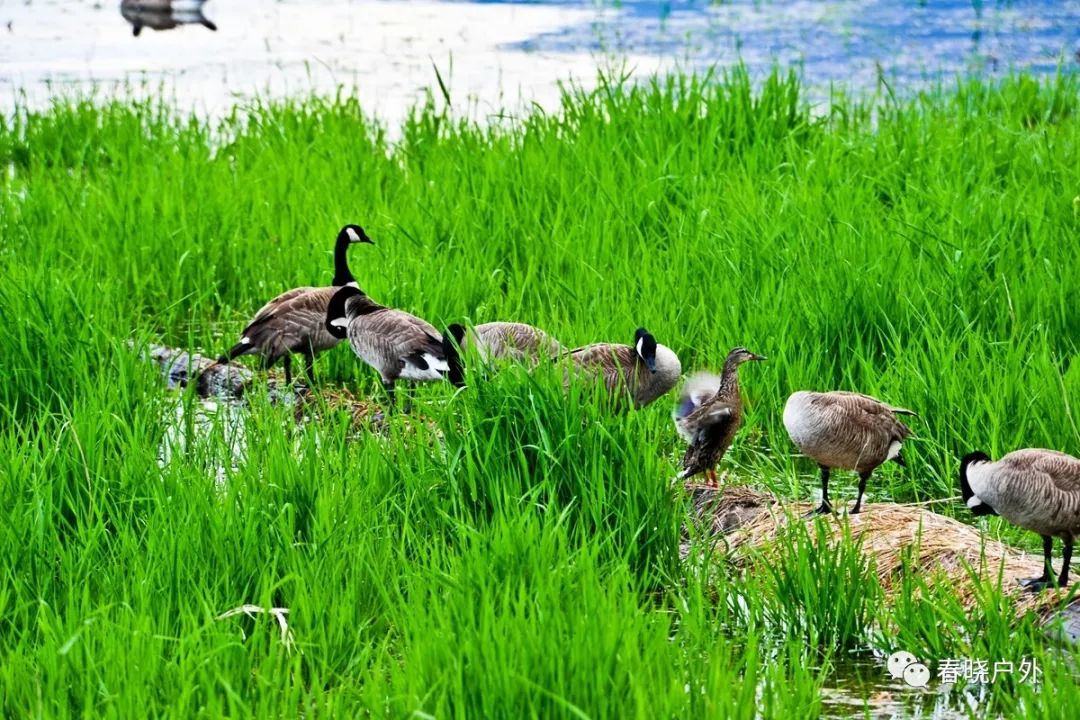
<box><xmin>330</xmin><ymin>317</ymin><xmax>350</xmax><ymax>328</ymax></box>
<box><xmin>240</xmin><ymin>336</ymin><xmax>251</xmax><ymax>345</ymax></box>
<box><xmin>887</xmin><ymin>440</ymin><xmax>902</xmax><ymax>460</ymax></box>
<box><xmin>346</xmin><ymin>227</ymin><xmax>361</xmax><ymax>242</ymax></box>
<box><xmin>636</xmin><ymin>337</ymin><xmax>644</xmax><ymax>358</ymax></box>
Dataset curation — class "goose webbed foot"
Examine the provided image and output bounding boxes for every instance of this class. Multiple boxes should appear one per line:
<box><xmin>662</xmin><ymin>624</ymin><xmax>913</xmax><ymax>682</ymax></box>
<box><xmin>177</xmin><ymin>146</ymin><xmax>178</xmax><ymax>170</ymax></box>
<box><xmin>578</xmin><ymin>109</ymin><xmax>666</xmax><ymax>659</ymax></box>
<box><xmin>804</xmin><ymin>502</ymin><xmax>833</xmax><ymax>518</ymax></box>
<box><xmin>1019</xmin><ymin>574</ymin><xmax>1055</xmax><ymax>593</ymax></box>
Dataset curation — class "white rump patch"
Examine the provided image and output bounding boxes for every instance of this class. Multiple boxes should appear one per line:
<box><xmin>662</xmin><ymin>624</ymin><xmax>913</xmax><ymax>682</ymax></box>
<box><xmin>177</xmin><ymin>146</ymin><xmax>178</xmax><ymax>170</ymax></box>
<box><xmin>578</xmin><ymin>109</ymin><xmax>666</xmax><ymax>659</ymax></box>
<box><xmin>400</xmin><ymin>353</ymin><xmax>450</xmax><ymax>381</ymax></box>
<box><xmin>329</xmin><ymin>317</ymin><xmax>350</xmax><ymax>328</ymax></box>
<box><xmin>346</xmin><ymin>227</ymin><xmax>361</xmax><ymax>242</ymax></box>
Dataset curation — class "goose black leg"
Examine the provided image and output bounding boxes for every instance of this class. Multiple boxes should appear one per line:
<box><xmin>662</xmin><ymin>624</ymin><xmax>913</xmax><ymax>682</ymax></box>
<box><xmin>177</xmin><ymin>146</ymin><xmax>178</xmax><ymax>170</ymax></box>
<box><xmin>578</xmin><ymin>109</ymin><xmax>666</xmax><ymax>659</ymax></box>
<box><xmin>805</xmin><ymin>466</ymin><xmax>833</xmax><ymax>517</ymax></box>
<box><xmin>303</xmin><ymin>352</ymin><xmax>315</xmax><ymax>385</ymax></box>
<box><xmin>402</xmin><ymin>384</ymin><xmax>415</xmax><ymax>415</ymax></box>
<box><xmin>382</xmin><ymin>380</ymin><xmax>396</xmax><ymax>412</ymax></box>
<box><xmin>1020</xmin><ymin>535</ymin><xmax>1054</xmax><ymax>591</ymax></box>
<box><xmin>851</xmin><ymin>470</ymin><xmax>872</xmax><ymax>515</ymax></box>
<box><xmin>282</xmin><ymin>355</ymin><xmax>293</xmax><ymax>386</ymax></box>
<box><xmin>1059</xmin><ymin>536</ymin><xmax>1073</xmax><ymax>589</ymax></box>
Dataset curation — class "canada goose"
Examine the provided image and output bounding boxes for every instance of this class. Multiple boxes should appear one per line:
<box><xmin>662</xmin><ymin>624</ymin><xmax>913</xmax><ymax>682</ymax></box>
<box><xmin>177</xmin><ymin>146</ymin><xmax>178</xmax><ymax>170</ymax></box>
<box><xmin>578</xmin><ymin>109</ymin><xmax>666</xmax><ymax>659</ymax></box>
<box><xmin>120</xmin><ymin>0</ymin><xmax>216</xmax><ymax>36</ymax></box>
<box><xmin>563</xmin><ymin>328</ymin><xmax>681</xmax><ymax>410</ymax></box>
<box><xmin>674</xmin><ymin>347</ymin><xmax>766</xmax><ymax>486</ymax></box>
<box><xmin>217</xmin><ymin>224</ymin><xmax>372</xmax><ymax>385</ymax></box>
<box><xmin>783</xmin><ymin>391</ymin><xmax>917</xmax><ymax>515</ymax></box>
<box><xmin>960</xmin><ymin>449</ymin><xmax>1080</xmax><ymax>591</ymax></box>
<box><xmin>325</xmin><ymin>285</ymin><xmax>462</xmax><ymax>411</ymax></box>
<box><xmin>444</xmin><ymin>321</ymin><xmax>564</xmax><ymax>385</ymax></box>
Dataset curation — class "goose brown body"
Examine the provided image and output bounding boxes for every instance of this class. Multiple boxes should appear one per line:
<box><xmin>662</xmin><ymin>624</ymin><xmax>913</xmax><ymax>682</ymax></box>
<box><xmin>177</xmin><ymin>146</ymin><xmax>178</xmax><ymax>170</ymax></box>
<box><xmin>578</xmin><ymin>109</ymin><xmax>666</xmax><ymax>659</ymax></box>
<box><xmin>219</xmin><ymin>225</ymin><xmax>371</xmax><ymax>384</ymax></box>
<box><xmin>470</xmin><ymin>322</ymin><xmax>564</xmax><ymax>363</ymax></box>
<box><xmin>783</xmin><ymin>390</ymin><xmax>917</xmax><ymax>514</ymax></box>
<box><xmin>564</xmin><ymin>329</ymin><xmax>681</xmax><ymax>410</ymax></box>
<box><xmin>326</xmin><ymin>286</ymin><xmax>459</xmax><ymax>410</ymax></box>
<box><xmin>960</xmin><ymin>448</ymin><xmax>1080</xmax><ymax>590</ymax></box>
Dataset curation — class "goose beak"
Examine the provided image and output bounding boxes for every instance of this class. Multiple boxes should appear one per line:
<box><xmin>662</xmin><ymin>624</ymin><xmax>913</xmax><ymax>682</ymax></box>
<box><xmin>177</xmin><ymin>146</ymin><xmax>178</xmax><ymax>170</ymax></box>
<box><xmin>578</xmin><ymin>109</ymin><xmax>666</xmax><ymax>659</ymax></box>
<box><xmin>645</xmin><ymin>356</ymin><xmax>657</xmax><ymax>373</ymax></box>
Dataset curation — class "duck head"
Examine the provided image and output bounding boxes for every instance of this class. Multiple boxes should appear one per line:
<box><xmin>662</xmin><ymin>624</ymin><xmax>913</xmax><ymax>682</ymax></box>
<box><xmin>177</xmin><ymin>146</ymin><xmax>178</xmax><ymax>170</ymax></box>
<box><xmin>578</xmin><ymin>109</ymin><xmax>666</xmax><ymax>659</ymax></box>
<box><xmin>726</xmin><ymin>347</ymin><xmax>767</xmax><ymax>365</ymax></box>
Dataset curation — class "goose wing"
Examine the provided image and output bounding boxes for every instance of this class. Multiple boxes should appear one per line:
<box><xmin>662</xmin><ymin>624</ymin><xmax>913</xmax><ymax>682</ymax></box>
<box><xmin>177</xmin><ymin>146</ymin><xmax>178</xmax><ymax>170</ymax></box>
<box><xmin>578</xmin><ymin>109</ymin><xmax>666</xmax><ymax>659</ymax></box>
<box><xmin>353</xmin><ymin>308</ymin><xmax>448</xmax><ymax>377</ymax></box>
<box><xmin>236</xmin><ymin>286</ymin><xmax>337</xmax><ymax>356</ymax></box>
<box><xmin>819</xmin><ymin>391</ymin><xmax>916</xmax><ymax>440</ymax></box>
<box><xmin>1001</xmin><ymin>449</ymin><xmax>1080</xmax><ymax>494</ymax></box>
<box><xmin>248</xmin><ymin>286</ymin><xmax>322</xmax><ymax>326</ymax></box>
<box><xmin>476</xmin><ymin>322</ymin><xmax>563</xmax><ymax>359</ymax></box>
<box><xmin>565</xmin><ymin>344</ymin><xmax>636</xmax><ymax>392</ymax></box>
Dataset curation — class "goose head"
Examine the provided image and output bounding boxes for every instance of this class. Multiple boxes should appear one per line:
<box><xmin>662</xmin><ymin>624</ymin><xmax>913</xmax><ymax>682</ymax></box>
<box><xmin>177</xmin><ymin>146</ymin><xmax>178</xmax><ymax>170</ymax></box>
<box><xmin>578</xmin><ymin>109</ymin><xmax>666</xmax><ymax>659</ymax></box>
<box><xmin>959</xmin><ymin>451</ymin><xmax>997</xmax><ymax>516</ymax></box>
<box><xmin>634</xmin><ymin>327</ymin><xmax>658</xmax><ymax>373</ymax></box>
<box><xmin>339</xmin><ymin>224</ymin><xmax>373</xmax><ymax>246</ymax></box>
<box><xmin>326</xmin><ymin>285</ymin><xmax>364</xmax><ymax>339</ymax></box>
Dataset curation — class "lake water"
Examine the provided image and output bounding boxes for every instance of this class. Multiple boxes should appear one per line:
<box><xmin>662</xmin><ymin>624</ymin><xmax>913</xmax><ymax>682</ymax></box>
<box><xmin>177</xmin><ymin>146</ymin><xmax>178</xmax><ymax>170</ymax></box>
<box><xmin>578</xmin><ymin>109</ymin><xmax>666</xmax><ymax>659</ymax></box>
<box><xmin>2</xmin><ymin>0</ymin><xmax>1078</xmax><ymax>126</ymax></box>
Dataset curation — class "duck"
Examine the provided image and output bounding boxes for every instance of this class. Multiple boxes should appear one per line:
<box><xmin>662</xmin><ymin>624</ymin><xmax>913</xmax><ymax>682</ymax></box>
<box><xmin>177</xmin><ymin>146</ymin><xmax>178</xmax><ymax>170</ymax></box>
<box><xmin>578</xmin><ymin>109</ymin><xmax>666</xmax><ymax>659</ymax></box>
<box><xmin>120</xmin><ymin>0</ymin><xmax>216</xmax><ymax>36</ymax></box>
<box><xmin>562</xmin><ymin>328</ymin><xmax>681</xmax><ymax>410</ymax></box>
<box><xmin>325</xmin><ymin>285</ymin><xmax>462</xmax><ymax>411</ymax></box>
<box><xmin>783</xmin><ymin>390</ymin><xmax>917</xmax><ymax>515</ymax></box>
<box><xmin>444</xmin><ymin>321</ymin><xmax>564</xmax><ymax>385</ymax></box>
<box><xmin>673</xmin><ymin>347</ymin><xmax>766</xmax><ymax>486</ymax></box>
<box><xmin>960</xmin><ymin>448</ymin><xmax>1080</xmax><ymax>591</ymax></box>
<box><xmin>216</xmin><ymin>224</ymin><xmax>372</xmax><ymax>385</ymax></box>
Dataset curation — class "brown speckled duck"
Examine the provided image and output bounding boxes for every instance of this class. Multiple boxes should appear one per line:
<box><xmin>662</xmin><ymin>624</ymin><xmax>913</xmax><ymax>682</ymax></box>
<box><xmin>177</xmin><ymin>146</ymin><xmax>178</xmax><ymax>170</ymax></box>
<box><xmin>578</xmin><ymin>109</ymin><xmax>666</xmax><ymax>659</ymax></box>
<box><xmin>673</xmin><ymin>347</ymin><xmax>765</xmax><ymax>486</ymax></box>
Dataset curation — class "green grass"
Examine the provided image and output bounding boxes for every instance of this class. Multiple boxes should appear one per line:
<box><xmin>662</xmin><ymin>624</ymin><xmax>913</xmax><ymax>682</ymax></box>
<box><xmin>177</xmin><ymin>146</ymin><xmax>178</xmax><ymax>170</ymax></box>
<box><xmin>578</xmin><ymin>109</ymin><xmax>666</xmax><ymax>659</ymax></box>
<box><xmin>1</xmin><ymin>69</ymin><xmax>1079</xmax><ymax>717</ymax></box>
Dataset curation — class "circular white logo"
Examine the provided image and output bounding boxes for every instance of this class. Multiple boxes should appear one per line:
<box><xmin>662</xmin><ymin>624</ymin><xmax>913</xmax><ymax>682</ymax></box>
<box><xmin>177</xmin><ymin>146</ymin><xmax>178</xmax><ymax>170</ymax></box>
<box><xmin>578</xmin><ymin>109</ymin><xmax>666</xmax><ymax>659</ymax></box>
<box><xmin>903</xmin><ymin>662</ymin><xmax>931</xmax><ymax>688</ymax></box>
<box><xmin>887</xmin><ymin>651</ymin><xmax>917</xmax><ymax>680</ymax></box>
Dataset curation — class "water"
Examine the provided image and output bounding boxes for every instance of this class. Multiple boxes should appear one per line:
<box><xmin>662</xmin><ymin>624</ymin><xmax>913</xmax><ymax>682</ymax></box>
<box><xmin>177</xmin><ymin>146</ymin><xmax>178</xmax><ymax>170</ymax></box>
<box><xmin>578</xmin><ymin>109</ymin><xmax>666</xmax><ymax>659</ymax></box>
<box><xmin>2</xmin><ymin>0</ymin><xmax>1077</xmax><ymax>126</ymax></box>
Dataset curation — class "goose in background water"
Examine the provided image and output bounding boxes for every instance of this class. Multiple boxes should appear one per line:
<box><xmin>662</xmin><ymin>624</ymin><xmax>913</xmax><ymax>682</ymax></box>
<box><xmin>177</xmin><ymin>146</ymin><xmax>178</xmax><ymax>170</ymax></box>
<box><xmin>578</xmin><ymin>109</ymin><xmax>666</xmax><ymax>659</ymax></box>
<box><xmin>563</xmin><ymin>328</ymin><xmax>681</xmax><ymax>410</ymax></box>
<box><xmin>674</xmin><ymin>347</ymin><xmax>766</xmax><ymax>487</ymax></box>
<box><xmin>783</xmin><ymin>390</ymin><xmax>917</xmax><ymax>515</ymax></box>
<box><xmin>960</xmin><ymin>448</ymin><xmax>1080</xmax><ymax>591</ymax></box>
<box><xmin>120</xmin><ymin>0</ymin><xmax>216</xmax><ymax>36</ymax></box>
<box><xmin>216</xmin><ymin>224</ymin><xmax>372</xmax><ymax>385</ymax></box>
<box><xmin>326</xmin><ymin>285</ymin><xmax>462</xmax><ymax>411</ymax></box>
<box><xmin>444</xmin><ymin>321</ymin><xmax>563</xmax><ymax>386</ymax></box>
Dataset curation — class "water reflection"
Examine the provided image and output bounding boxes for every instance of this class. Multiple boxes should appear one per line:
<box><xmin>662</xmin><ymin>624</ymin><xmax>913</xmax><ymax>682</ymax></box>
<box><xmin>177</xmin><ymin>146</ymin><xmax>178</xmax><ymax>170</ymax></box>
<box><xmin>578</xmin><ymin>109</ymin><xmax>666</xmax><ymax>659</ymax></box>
<box><xmin>120</xmin><ymin>0</ymin><xmax>217</xmax><ymax>37</ymax></box>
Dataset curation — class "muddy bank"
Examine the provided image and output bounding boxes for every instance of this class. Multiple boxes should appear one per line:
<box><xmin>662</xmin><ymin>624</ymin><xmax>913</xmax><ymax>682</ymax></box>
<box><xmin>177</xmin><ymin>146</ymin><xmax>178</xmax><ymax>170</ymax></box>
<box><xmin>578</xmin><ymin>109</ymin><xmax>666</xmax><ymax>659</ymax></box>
<box><xmin>683</xmin><ymin>483</ymin><xmax>1080</xmax><ymax>645</ymax></box>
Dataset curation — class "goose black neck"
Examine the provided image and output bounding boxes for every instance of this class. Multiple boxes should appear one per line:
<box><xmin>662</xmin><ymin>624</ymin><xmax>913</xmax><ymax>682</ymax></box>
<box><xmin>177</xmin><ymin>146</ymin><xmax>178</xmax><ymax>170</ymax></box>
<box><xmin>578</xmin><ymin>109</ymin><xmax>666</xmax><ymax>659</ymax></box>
<box><xmin>332</xmin><ymin>234</ymin><xmax>356</xmax><ymax>286</ymax></box>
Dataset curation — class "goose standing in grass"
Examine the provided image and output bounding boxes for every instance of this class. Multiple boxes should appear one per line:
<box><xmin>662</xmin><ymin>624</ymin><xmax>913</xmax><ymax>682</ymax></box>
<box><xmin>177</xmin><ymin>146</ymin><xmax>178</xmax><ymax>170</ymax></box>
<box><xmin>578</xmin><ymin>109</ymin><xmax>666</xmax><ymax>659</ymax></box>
<box><xmin>216</xmin><ymin>224</ymin><xmax>372</xmax><ymax>385</ymax></box>
<box><xmin>563</xmin><ymin>328</ymin><xmax>681</xmax><ymax>410</ymax></box>
<box><xmin>783</xmin><ymin>390</ymin><xmax>917</xmax><ymax>515</ymax></box>
<box><xmin>444</xmin><ymin>321</ymin><xmax>563</xmax><ymax>385</ymax></box>
<box><xmin>326</xmin><ymin>285</ymin><xmax>462</xmax><ymax>411</ymax></box>
<box><xmin>674</xmin><ymin>347</ymin><xmax>766</xmax><ymax>487</ymax></box>
<box><xmin>960</xmin><ymin>449</ymin><xmax>1080</xmax><ymax>591</ymax></box>
<box><xmin>120</xmin><ymin>0</ymin><xmax>216</xmax><ymax>36</ymax></box>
